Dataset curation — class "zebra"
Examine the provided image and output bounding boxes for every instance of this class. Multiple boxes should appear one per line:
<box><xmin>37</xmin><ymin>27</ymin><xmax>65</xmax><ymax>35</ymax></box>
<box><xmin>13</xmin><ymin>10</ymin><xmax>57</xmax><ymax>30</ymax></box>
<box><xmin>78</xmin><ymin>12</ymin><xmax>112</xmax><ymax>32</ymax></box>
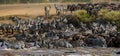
<box><xmin>54</xmin><ymin>4</ymin><xmax>63</xmax><ymax>15</ymax></box>
<box><xmin>44</xmin><ymin>5</ymin><xmax>51</xmax><ymax>18</ymax></box>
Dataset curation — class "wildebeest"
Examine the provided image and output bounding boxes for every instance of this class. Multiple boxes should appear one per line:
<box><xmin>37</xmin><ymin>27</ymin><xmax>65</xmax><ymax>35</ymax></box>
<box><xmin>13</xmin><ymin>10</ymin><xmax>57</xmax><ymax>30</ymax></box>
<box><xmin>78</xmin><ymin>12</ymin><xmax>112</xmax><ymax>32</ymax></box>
<box><xmin>54</xmin><ymin>4</ymin><xmax>62</xmax><ymax>15</ymax></box>
<box><xmin>67</xmin><ymin>4</ymin><xmax>77</xmax><ymax>13</ymax></box>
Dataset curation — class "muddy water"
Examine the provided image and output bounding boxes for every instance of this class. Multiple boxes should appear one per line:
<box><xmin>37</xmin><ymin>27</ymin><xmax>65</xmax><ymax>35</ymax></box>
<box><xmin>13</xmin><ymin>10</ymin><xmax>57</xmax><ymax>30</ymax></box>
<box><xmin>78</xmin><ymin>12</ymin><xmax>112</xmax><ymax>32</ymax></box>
<box><xmin>0</xmin><ymin>42</ymin><xmax>119</xmax><ymax>56</ymax></box>
<box><xmin>0</xmin><ymin>47</ymin><xmax>119</xmax><ymax>56</ymax></box>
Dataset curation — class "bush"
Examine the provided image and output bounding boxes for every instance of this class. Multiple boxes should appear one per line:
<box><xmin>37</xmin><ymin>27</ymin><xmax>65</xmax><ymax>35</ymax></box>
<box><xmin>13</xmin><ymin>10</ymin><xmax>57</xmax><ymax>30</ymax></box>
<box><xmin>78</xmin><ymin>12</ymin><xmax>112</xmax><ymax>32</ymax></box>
<box><xmin>99</xmin><ymin>9</ymin><xmax>109</xmax><ymax>17</ymax></box>
<box><xmin>105</xmin><ymin>11</ymin><xmax>120</xmax><ymax>21</ymax></box>
<box><xmin>99</xmin><ymin>9</ymin><xmax>120</xmax><ymax>21</ymax></box>
<box><xmin>74</xmin><ymin>10</ymin><xmax>95</xmax><ymax>22</ymax></box>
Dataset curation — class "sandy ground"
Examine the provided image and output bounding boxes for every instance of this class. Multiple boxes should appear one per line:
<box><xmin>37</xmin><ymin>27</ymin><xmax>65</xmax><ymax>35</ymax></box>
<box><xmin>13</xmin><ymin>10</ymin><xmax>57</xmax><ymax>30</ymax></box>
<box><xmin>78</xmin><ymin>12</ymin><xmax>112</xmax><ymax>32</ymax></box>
<box><xmin>0</xmin><ymin>3</ymin><xmax>72</xmax><ymax>17</ymax></box>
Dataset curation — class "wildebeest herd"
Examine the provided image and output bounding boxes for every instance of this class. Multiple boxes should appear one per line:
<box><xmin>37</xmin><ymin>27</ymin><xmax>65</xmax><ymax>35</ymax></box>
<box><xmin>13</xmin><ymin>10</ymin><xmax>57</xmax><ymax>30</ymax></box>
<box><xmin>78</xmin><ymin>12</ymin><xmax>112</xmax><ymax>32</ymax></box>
<box><xmin>0</xmin><ymin>2</ymin><xmax>120</xmax><ymax>49</ymax></box>
<box><xmin>53</xmin><ymin>2</ymin><xmax>120</xmax><ymax>16</ymax></box>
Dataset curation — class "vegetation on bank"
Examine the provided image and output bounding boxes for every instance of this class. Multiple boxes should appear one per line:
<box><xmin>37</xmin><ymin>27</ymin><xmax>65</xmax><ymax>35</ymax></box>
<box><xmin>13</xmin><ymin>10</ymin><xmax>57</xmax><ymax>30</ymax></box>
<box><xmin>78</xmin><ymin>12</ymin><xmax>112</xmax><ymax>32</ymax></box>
<box><xmin>74</xmin><ymin>9</ymin><xmax>120</xmax><ymax>21</ymax></box>
<box><xmin>99</xmin><ymin>9</ymin><xmax>120</xmax><ymax>21</ymax></box>
<box><xmin>72</xmin><ymin>9</ymin><xmax>120</xmax><ymax>31</ymax></box>
<box><xmin>74</xmin><ymin>10</ymin><xmax>95</xmax><ymax>22</ymax></box>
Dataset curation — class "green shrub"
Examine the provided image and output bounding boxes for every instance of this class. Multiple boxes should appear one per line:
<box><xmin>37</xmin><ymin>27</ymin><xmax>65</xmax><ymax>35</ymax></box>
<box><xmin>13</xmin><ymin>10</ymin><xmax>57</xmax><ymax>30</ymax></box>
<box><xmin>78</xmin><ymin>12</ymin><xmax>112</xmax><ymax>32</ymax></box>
<box><xmin>99</xmin><ymin>9</ymin><xmax>120</xmax><ymax>21</ymax></box>
<box><xmin>74</xmin><ymin>10</ymin><xmax>95</xmax><ymax>22</ymax></box>
<box><xmin>99</xmin><ymin>9</ymin><xmax>109</xmax><ymax>17</ymax></box>
<box><xmin>105</xmin><ymin>11</ymin><xmax>120</xmax><ymax>21</ymax></box>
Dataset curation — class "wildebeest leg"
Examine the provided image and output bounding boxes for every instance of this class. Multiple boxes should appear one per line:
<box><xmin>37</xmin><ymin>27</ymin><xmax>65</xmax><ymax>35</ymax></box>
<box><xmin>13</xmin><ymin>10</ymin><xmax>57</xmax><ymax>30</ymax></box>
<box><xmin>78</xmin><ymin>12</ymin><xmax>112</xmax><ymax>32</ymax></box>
<box><xmin>45</xmin><ymin>11</ymin><xmax>47</xmax><ymax>18</ymax></box>
<box><xmin>2</xmin><ymin>29</ymin><xmax>5</xmax><ymax>34</ymax></box>
<box><xmin>3</xmin><ymin>29</ymin><xmax>6</xmax><ymax>34</ymax></box>
<box><xmin>90</xmin><ymin>11</ymin><xmax>92</xmax><ymax>16</ymax></box>
<box><xmin>56</xmin><ymin>10</ymin><xmax>59</xmax><ymax>15</ymax></box>
<box><xmin>107</xmin><ymin>38</ymin><xmax>113</xmax><ymax>47</ymax></box>
<box><xmin>11</xmin><ymin>29</ymin><xmax>14</xmax><ymax>34</ymax></box>
<box><xmin>48</xmin><ymin>11</ymin><xmax>50</xmax><ymax>18</ymax></box>
<box><xmin>6</xmin><ymin>28</ymin><xmax>8</xmax><ymax>33</ymax></box>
